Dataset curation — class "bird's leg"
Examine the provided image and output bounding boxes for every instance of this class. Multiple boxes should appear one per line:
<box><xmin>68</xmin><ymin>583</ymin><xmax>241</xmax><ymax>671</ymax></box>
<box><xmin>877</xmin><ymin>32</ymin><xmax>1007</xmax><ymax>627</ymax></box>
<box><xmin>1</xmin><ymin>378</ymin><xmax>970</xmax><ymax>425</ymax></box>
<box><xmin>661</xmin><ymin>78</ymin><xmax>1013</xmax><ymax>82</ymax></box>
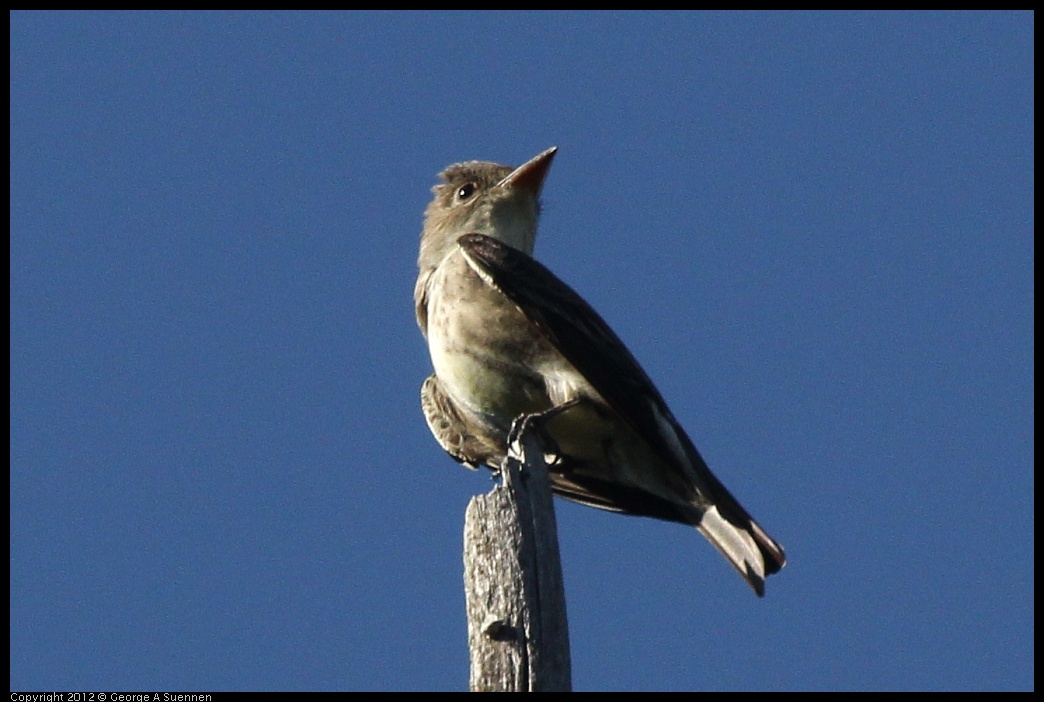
<box><xmin>507</xmin><ymin>400</ymin><xmax>583</xmax><ymax>472</ymax></box>
<box><xmin>487</xmin><ymin>459</ymin><xmax>504</xmax><ymax>483</ymax></box>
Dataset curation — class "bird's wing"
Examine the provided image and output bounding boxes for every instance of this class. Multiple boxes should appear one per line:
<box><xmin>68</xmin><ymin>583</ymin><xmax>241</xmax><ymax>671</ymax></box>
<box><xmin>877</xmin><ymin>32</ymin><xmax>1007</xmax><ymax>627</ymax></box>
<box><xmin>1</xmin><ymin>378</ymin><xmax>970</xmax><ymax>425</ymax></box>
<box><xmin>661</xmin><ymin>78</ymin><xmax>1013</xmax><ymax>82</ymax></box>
<box><xmin>413</xmin><ymin>267</ymin><xmax>431</xmax><ymax>339</ymax></box>
<box><xmin>457</xmin><ymin>233</ymin><xmax>701</xmax><ymax>480</ymax></box>
<box><xmin>457</xmin><ymin>233</ymin><xmax>785</xmax><ymax>590</ymax></box>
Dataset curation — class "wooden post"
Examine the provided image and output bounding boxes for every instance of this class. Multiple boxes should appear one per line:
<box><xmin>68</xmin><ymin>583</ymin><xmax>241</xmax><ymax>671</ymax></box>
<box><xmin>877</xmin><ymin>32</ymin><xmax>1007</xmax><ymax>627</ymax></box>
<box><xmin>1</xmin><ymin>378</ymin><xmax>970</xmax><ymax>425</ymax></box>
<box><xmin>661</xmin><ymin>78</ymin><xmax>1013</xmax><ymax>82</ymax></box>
<box><xmin>462</xmin><ymin>420</ymin><xmax>572</xmax><ymax>692</ymax></box>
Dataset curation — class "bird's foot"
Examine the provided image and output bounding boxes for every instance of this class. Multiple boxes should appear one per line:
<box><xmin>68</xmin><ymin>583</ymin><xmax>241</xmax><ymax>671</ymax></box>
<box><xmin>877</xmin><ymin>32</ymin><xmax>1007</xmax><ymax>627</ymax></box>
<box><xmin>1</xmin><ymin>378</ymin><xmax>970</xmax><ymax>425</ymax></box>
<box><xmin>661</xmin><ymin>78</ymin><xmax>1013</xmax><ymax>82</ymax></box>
<box><xmin>507</xmin><ymin>401</ymin><xmax>581</xmax><ymax>471</ymax></box>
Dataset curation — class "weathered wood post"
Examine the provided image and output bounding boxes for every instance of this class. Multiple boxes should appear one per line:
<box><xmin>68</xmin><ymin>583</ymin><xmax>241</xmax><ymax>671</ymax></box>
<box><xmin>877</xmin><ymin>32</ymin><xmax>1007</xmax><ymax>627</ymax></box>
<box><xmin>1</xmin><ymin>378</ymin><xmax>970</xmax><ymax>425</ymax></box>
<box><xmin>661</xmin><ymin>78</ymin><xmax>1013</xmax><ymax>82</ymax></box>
<box><xmin>462</xmin><ymin>420</ymin><xmax>572</xmax><ymax>691</ymax></box>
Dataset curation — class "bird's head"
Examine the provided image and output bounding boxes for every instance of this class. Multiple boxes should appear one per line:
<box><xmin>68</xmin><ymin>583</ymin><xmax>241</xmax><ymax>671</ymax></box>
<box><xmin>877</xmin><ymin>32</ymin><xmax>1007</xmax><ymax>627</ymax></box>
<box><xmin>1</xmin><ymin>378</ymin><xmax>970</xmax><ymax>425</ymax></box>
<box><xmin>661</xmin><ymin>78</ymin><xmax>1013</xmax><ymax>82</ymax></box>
<box><xmin>419</xmin><ymin>147</ymin><xmax>557</xmax><ymax>271</ymax></box>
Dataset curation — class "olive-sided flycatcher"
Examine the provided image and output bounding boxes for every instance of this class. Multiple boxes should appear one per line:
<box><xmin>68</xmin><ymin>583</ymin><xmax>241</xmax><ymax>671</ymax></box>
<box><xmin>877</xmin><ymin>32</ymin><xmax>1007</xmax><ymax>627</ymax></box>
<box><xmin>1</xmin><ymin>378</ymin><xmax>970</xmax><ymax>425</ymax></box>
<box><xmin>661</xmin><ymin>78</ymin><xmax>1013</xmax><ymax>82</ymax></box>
<box><xmin>414</xmin><ymin>147</ymin><xmax>785</xmax><ymax>596</ymax></box>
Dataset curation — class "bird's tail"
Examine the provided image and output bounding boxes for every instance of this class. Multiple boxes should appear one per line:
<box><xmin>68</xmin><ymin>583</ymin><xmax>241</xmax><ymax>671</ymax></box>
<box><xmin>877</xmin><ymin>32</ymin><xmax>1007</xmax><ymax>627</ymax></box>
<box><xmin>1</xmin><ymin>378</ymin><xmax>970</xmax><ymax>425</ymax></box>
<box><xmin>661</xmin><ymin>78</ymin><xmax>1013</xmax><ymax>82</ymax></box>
<box><xmin>696</xmin><ymin>504</ymin><xmax>786</xmax><ymax>597</ymax></box>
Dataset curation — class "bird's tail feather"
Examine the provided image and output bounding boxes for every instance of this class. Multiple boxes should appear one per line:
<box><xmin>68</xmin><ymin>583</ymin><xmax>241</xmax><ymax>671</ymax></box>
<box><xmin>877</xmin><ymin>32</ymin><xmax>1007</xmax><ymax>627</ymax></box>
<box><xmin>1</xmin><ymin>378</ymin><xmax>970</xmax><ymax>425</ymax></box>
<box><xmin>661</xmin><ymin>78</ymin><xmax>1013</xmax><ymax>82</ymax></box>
<box><xmin>696</xmin><ymin>506</ymin><xmax>786</xmax><ymax>597</ymax></box>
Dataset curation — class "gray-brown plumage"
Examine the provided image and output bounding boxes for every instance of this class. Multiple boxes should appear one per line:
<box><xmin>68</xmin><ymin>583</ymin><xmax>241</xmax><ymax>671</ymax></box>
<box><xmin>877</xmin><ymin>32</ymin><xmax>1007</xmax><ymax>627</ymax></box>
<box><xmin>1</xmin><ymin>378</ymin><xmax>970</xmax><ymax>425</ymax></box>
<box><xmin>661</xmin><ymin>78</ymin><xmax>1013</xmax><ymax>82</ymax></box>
<box><xmin>414</xmin><ymin>147</ymin><xmax>785</xmax><ymax>596</ymax></box>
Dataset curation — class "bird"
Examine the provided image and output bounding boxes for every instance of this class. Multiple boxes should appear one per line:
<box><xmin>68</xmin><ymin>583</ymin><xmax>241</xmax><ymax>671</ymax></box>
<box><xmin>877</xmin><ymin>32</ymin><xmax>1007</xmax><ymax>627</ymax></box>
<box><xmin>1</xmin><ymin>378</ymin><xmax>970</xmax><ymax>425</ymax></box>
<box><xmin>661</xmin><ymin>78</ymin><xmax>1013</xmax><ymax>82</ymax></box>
<box><xmin>414</xmin><ymin>146</ymin><xmax>785</xmax><ymax>596</ymax></box>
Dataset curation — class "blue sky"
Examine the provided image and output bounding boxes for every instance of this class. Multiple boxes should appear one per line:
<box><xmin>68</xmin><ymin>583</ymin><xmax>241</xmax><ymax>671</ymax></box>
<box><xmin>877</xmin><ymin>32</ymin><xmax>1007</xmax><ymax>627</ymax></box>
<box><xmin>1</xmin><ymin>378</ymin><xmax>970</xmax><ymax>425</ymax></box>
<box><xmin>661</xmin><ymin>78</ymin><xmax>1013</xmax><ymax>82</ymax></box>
<box><xmin>10</xmin><ymin>11</ymin><xmax>1033</xmax><ymax>692</ymax></box>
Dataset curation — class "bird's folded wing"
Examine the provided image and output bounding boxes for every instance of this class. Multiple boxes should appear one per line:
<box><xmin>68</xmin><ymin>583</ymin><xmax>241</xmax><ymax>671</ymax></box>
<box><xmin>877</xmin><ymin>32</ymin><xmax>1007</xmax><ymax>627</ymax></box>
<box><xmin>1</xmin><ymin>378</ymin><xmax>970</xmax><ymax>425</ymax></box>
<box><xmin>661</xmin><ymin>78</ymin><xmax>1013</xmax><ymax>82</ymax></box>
<box><xmin>457</xmin><ymin>233</ymin><xmax>786</xmax><ymax>590</ymax></box>
<box><xmin>457</xmin><ymin>232</ymin><xmax>692</xmax><ymax>474</ymax></box>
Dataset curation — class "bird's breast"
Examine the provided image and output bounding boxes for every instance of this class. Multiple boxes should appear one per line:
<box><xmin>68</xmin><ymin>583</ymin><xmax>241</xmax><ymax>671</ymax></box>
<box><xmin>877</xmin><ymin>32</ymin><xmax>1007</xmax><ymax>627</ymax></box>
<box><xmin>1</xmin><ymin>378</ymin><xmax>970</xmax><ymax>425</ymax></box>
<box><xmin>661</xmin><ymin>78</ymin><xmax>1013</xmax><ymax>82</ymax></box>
<box><xmin>424</xmin><ymin>251</ymin><xmax>554</xmax><ymax>429</ymax></box>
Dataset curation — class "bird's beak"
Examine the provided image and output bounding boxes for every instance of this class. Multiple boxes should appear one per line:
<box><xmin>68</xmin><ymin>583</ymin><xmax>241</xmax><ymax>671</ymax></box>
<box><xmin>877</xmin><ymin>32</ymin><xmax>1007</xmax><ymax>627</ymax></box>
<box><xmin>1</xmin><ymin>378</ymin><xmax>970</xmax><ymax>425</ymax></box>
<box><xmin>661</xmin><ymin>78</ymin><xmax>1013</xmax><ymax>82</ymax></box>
<box><xmin>497</xmin><ymin>146</ymin><xmax>558</xmax><ymax>197</ymax></box>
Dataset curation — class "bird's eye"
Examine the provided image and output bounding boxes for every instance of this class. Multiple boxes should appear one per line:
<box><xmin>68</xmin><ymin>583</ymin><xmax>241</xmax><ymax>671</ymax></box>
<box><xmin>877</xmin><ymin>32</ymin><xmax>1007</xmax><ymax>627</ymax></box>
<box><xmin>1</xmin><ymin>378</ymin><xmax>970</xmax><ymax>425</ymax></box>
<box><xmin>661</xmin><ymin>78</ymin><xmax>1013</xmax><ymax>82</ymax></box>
<box><xmin>457</xmin><ymin>183</ymin><xmax>476</xmax><ymax>200</ymax></box>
